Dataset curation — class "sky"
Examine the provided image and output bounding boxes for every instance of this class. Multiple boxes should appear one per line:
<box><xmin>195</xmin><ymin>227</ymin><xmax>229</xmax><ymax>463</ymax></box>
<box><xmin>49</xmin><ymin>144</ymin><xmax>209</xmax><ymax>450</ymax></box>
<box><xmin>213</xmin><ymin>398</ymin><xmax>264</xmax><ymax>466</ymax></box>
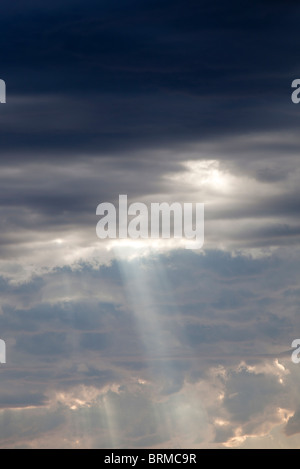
<box><xmin>0</xmin><ymin>0</ymin><xmax>300</xmax><ymax>449</ymax></box>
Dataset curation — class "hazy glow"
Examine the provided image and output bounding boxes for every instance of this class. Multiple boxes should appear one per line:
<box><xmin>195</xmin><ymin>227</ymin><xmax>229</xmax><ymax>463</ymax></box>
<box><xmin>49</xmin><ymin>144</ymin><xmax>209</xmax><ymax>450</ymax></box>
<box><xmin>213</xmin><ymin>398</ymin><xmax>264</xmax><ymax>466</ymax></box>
<box><xmin>166</xmin><ymin>160</ymin><xmax>233</xmax><ymax>194</ymax></box>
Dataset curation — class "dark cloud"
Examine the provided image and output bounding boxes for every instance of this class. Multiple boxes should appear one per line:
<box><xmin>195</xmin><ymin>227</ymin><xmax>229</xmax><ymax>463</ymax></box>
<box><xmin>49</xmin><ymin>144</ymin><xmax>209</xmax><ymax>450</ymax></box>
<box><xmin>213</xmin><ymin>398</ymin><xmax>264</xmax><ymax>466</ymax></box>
<box><xmin>0</xmin><ymin>0</ymin><xmax>299</xmax><ymax>159</ymax></box>
<box><xmin>16</xmin><ymin>332</ymin><xmax>69</xmax><ymax>357</ymax></box>
<box><xmin>0</xmin><ymin>393</ymin><xmax>47</xmax><ymax>409</ymax></box>
<box><xmin>223</xmin><ymin>368</ymin><xmax>281</xmax><ymax>423</ymax></box>
<box><xmin>80</xmin><ymin>332</ymin><xmax>111</xmax><ymax>351</ymax></box>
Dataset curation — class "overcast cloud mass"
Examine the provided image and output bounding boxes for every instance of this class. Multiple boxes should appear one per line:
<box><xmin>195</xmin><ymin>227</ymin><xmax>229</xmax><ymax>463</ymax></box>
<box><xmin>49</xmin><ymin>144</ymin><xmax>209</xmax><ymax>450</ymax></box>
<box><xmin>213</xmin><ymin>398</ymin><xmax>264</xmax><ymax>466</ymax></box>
<box><xmin>0</xmin><ymin>0</ymin><xmax>300</xmax><ymax>448</ymax></box>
